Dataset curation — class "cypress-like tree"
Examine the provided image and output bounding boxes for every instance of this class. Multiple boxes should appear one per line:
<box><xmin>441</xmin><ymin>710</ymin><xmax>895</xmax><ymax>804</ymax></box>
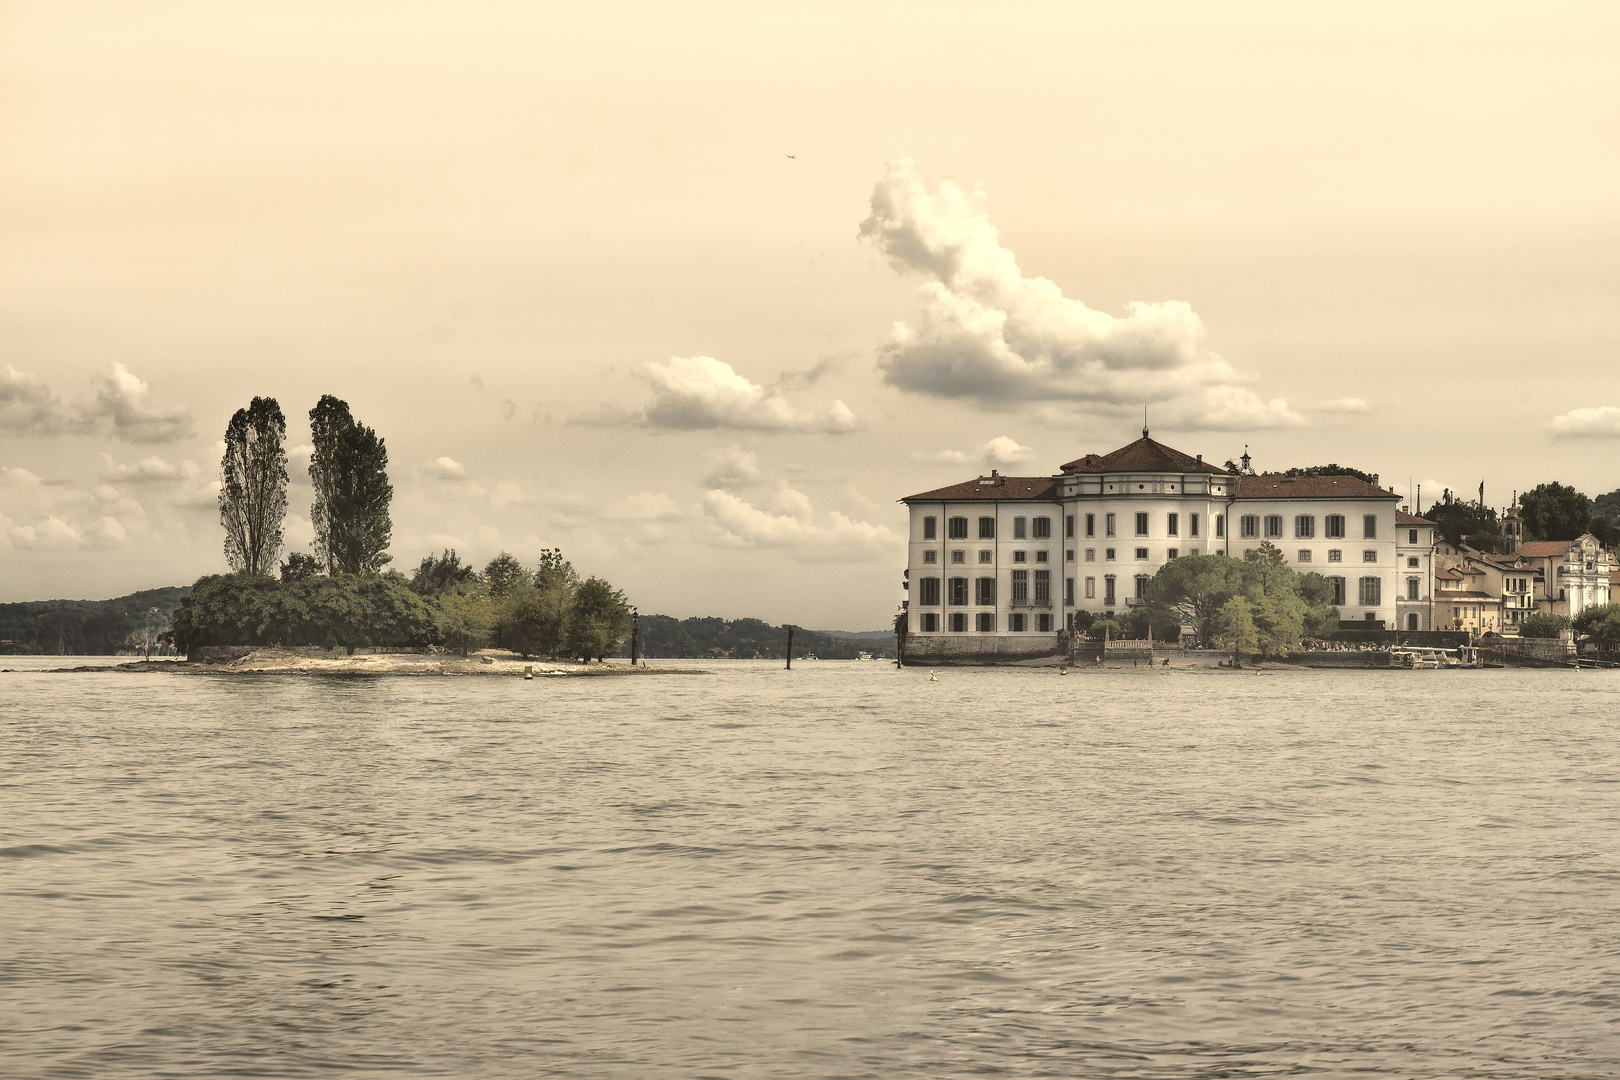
<box><xmin>219</xmin><ymin>397</ymin><xmax>288</xmax><ymax>577</ymax></box>
<box><xmin>308</xmin><ymin>395</ymin><xmax>394</xmax><ymax>574</ymax></box>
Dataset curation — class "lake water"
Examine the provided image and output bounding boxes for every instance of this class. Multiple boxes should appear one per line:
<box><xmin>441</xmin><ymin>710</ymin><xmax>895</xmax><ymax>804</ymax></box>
<box><xmin>3</xmin><ymin>659</ymin><xmax>1619</xmax><ymax>1078</ymax></box>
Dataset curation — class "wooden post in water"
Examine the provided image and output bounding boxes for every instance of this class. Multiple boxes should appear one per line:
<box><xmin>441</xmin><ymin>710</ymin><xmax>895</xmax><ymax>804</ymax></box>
<box><xmin>786</xmin><ymin>625</ymin><xmax>794</xmax><ymax>669</ymax></box>
<box><xmin>630</xmin><ymin>613</ymin><xmax>640</xmax><ymax>666</ymax></box>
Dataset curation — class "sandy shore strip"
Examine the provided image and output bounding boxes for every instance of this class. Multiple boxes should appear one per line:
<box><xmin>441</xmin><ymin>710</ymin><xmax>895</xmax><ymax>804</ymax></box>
<box><xmin>34</xmin><ymin>647</ymin><xmax>706</xmax><ymax>677</ymax></box>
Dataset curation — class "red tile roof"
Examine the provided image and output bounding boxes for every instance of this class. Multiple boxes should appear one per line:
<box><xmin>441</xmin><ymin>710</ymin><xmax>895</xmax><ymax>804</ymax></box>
<box><xmin>1234</xmin><ymin>474</ymin><xmax>1397</xmax><ymax>500</ymax></box>
<box><xmin>1396</xmin><ymin>510</ymin><xmax>1434</xmax><ymax>526</ymax></box>
<box><xmin>1060</xmin><ymin>437</ymin><xmax>1226</xmax><ymax>475</ymax></box>
<box><xmin>902</xmin><ymin>475</ymin><xmax>1059</xmax><ymax>503</ymax></box>
<box><xmin>1516</xmin><ymin>540</ymin><xmax>1577</xmax><ymax>557</ymax></box>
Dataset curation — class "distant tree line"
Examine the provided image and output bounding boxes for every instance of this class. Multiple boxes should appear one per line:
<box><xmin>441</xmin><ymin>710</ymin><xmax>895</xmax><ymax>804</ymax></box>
<box><xmin>1425</xmin><ymin>482</ymin><xmax>1620</xmax><ymax>550</ymax></box>
<box><xmin>622</xmin><ymin>616</ymin><xmax>879</xmax><ymax>660</ymax></box>
<box><xmin>0</xmin><ymin>587</ymin><xmax>191</xmax><ymax>656</ymax></box>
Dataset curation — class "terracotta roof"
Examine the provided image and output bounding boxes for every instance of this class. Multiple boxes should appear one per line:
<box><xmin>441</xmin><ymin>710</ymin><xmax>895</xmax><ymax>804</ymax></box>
<box><xmin>1611</xmin><ymin>569</ymin><xmax>1620</xmax><ymax>585</ymax></box>
<box><xmin>1234</xmin><ymin>474</ymin><xmax>1397</xmax><ymax>500</ymax></box>
<box><xmin>902</xmin><ymin>475</ymin><xmax>1058</xmax><ymax>502</ymax></box>
<box><xmin>1514</xmin><ymin>539</ymin><xmax>1601</xmax><ymax>558</ymax></box>
<box><xmin>1060</xmin><ymin>437</ymin><xmax>1226</xmax><ymax>475</ymax></box>
<box><xmin>1435</xmin><ymin>567</ymin><xmax>1466</xmax><ymax>580</ymax></box>
<box><xmin>1396</xmin><ymin>510</ymin><xmax>1434</xmax><ymax>526</ymax></box>
<box><xmin>1438</xmin><ymin>590</ymin><xmax>1499</xmax><ymax>601</ymax></box>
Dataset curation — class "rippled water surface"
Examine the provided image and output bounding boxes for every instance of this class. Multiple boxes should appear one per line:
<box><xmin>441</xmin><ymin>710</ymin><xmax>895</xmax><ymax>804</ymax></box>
<box><xmin>4</xmin><ymin>660</ymin><xmax>1620</xmax><ymax>1077</ymax></box>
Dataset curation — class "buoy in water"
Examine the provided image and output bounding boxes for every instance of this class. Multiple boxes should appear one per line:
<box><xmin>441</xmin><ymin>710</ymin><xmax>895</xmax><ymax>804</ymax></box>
<box><xmin>1059</xmin><ymin>667</ymin><xmax>1067</xmax><ymax>675</ymax></box>
<box><xmin>928</xmin><ymin>672</ymin><xmax>938</xmax><ymax>681</ymax></box>
<box><xmin>524</xmin><ymin>665</ymin><xmax>534</xmax><ymax>680</ymax></box>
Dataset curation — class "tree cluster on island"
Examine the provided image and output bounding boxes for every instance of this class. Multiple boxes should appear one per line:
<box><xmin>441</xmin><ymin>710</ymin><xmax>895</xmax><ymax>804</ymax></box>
<box><xmin>171</xmin><ymin>394</ymin><xmax>632</xmax><ymax>660</ymax></box>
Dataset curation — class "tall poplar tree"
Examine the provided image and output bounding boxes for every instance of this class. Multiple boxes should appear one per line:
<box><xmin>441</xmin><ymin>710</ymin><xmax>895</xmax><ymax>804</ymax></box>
<box><xmin>219</xmin><ymin>396</ymin><xmax>288</xmax><ymax>577</ymax></box>
<box><xmin>308</xmin><ymin>395</ymin><xmax>393</xmax><ymax>574</ymax></box>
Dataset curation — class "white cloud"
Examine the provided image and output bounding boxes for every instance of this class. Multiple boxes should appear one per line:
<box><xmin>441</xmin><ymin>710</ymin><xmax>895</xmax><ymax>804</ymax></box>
<box><xmin>1550</xmin><ymin>406</ymin><xmax>1620</xmax><ymax>438</ymax></box>
<box><xmin>428</xmin><ymin>456</ymin><xmax>467</xmax><ymax>479</ymax></box>
<box><xmin>0</xmin><ymin>363</ymin><xmax>194</xmax><ymax>442</ymax></box>
<box><xmin>701</xmin><ymin>487</ymin><xmax>900</xmax><ymax>562</ymax></box>
<box><xmin>606</xmin><ymin>491</ymin><xmax>686</xmax><ymax>522</ymax></box>
<box><xmin>912</xmin><ymin>435</ymin><xmax>1035</xmax><ymax>468</ymax></box>
<box><xmin>591</xmin><ymin>356</ymin><xmax>857</xmax><ymax>433</ymax></box>
<box><xmin>101</xmin><ymin>453</ymin><xmax>186</xmax><ymax>482</ymax></box>
<box><xmin>0</xmin><ymin>467</ymin><xmax>141</xmax><ymax>551</ymax></box>
<box><xmin>1314</xmin><ymin>397</ymin><xmax>1370</xmax><ymax>414</ymax></box>
<box><xmin>859</xmin><ymin>160</ymin><xmax>1303</xmax><ymax>430</ymax></box>
<box><xmin>700</xmin><ymin>444</ymin><xmax>763</xmax><ymax>489</ymax></box>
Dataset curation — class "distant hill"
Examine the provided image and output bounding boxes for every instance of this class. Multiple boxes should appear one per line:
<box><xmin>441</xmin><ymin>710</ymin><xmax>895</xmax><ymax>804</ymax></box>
<box><xmin>620</xmin><ymin>615</ymin><xmax>895</xmax><ymax>660</ymax></box>
<box><xmin>0</xmin><ymin>585</ymin><xmax>191</xmax><ymax>655</ymax></box>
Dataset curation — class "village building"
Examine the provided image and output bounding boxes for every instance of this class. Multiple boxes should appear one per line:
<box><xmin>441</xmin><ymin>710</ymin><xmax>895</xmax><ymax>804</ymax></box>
<box><xmin>900</xmin><ymin>433</ymin><xmax>1401</xmax><ymax>661</ymax></box>
<box><xmin>1515</xmin><ymin>536</ymin><xmax>1613</xmax><ymax>619</ymax></box>
<box><xmin>1434</xmin><ymin>564</ymin><xmax>1503</xmax><ymax>634</ymax></box>
<box><xmin>1395</xmin><ymin>510</ymin><xmax>1437</xmax><ymax>632</ymax></box>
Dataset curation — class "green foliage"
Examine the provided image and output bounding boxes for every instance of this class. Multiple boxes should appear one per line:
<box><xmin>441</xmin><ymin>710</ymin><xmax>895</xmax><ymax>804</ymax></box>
<box><xmin>219</xmin><ymin>397</ymin><xmax>288</xmax><ymax>577</ymax></box>
<box><xmin>1145</xmin><ymin>550</ymin><xmax>1335</xmax><ymax>656</ymax></box>
<box><xmin>1572</xmin><ymin>603</ymin><xmax>1620</xmax><ymax>644</ymax></box>
<box><xmin>1593</xmin><ymin>489</ymin><xmax>1620</xmax><ymax>528</ymax></box>
<box><xmin>624</xmin><ymin>616</ymin><xmax>875</xmax><ymax>659</ymax></box>
<box><xmin>1519</xmin><ymin>612</ymin><xmax>1571</xmax><ymax>640</ymax></box>
<box><xmin>435</xmin><ymin>586</ymin><xmax>496</xmax><ymax>656</ymax></box>
<box><xmin>1213</xmin><ymin>596</ymin><xmax>1260</xmax><ymax>654</ymax></box>
<box><xmin>482</xmin><ymin>551</ymin><xmax>530</xmax><ymax>598</ymax></box>
<box><xmin>279</xmin><ymin>552</ymin><xmax>322</xmax><ymax>583</ymax></box>
<box><xmin>1520</xmin><ymin>482</ymin><xmax>1591</xmax><ymax>542</ymax></box>
<box><xmin>1425</xmin><ymin>494</ymin><xmax>1501</xmax><ymax>551</ymax></box>
<box><xmin>0</xmin><ymin>586</ymin><xmax>191</xmax><ymax>655</ymax></box>
<box><xmin>409</xmin><ymin>549</ymin><xmax>479</xmax><ymax>596</ymax></box>
<box><xmin>168</xmin><ymin>573</ymin><xmax>436</xmax><ymax>652</ymax></box>
<box><xmin>1283</xmin><ymin>464</ymin><xmax>1377</xmax><ymax>484</ymax></box>
<box><xmin>1087</xmin><ymin>617</ymin><xmax>1122</xmax><ymax>641</ymax></box>
<box><xmin>308</xmin><ymin>395</ymin><xmax>394</xmax><ymax>574</ymax></box>
<box><xmin>566</xmin><ymin>577</ymin><xmax>632</xmax><ymax>661</ymax></box>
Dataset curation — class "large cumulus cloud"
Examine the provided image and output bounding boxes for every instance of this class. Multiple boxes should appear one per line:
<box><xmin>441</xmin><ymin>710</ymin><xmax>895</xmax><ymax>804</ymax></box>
<box><xmin>859</xmin><ymin>160</ymin><xmax>1301</xmax><ymax>431</ymax></box>
<box><xmin>584</xmin><ymin>356</ymin><xmax>856</xmax><ymax>434</ymax></box>
<box><xmin>1</xmin><ymin>363</ymin><xmax>194</xmax><ymax>442</ymax></box>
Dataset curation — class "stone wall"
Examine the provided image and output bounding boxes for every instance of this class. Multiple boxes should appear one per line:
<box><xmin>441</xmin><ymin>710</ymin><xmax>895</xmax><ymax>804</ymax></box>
<box><xmin>903</xmin><ymin>635</ymin><xmax>1063</xmax><ymax>665</ymax></box>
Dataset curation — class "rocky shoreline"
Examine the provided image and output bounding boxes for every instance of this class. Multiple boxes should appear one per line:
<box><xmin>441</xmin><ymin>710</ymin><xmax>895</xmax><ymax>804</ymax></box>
<box><xmin>34</xmin><ymin>647</ymin><xmax>705</xmax><ymax>677</ymax></box>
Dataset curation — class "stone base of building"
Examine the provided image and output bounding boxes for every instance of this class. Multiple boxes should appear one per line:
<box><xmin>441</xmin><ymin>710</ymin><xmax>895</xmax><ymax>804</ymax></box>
<box><xmin>902</xmin><ymin>635</ymin><xmax>1063</xmax><ymax>665</ymax></box>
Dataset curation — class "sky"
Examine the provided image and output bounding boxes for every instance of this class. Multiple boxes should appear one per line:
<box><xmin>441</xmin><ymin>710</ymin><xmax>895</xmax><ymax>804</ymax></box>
<box><xmin>3</xmin><ymin>2</ymin><xmax>1619</xmax><ymax>627</ymax></box>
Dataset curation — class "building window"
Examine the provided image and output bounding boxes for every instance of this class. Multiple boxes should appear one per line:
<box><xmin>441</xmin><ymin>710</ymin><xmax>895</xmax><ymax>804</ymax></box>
<box><xmin>1363</xmin><ymin>515</ymin><xmax>1377</xmax><ymax>539</ymax></box>
<box><xmin>1105</xmin><ymin>548</ymin><xmax>1116</xmax><ymax>560</ymax></box>
<box><xmin>976</xmin><ymin>577</ymin><xmax>996</xmax><ymax>605</ymax></box>
<box><xmin>1362</xmin><ymin>550</ymin><xmax>1377</xmax><ymax>563</ymax></box>
<box><xmin>1012</xmin><ymin>550</ymin><xmax>1027</xmax><ymax>563</ymax></box>
<box><xmin>1408</xmin><ymin>528</ymin><xmax>1418</xmax><ymax>544</ymax></box>
<box><xmin>1190</xmin><ymin>513</ymin><xmax>1200</xmax><ymax>537</ymax></box>
<box><xmin>923</xmin><ymin>516</ymin><xmax>937</xmax><ymax>540</ymax></box>
<box><xmin>979</xmin><ymin>516</ymin><xmax>996</xmax><ymax>540</ymax></box>
<box><xmin>1135</xmin><ymin>547</ymin><xmax>1149</xmax><ymax>560</ymax></box>
<box><xmin>1240</xmin><ymin>515</ymin><xmax>1259</xmax><ymax>538</ymax></box>
<box><xmin>1264</xmin><ymin>515</ymin><xmax>1283</xmax><ymax>539</ymax></box>
<box><xmin>1085</xmin><ymin>576</ymin><xmax>1096</xmax><ymax>599</ymax></box>
<box><xmin>1328</xmin><ymin>549</ymin><xmax>1342</xmax><ymax>562</ymax></box>
<box><xmin>1297</xmin><ymin>550</ymin><xmax>1311</xmax><ymax>562</ymax></box>
<box><xmin>1009</xmin><ymin>613</ymin><xmax>1026</xmax><ymax>632</ymax></box>
<box><xmin>1325</xmin><ymin>514</ymin><xmax>1345</xmax><ymax>539</ymax></box>
<box><xmin>1134</xmin><ymin>574</ymin><xmax>1148</xmax><ymax>600</ymax></box>
<box><xmin>1065</xmin><ymin>577</ymin><xmax>1075</xmax><ymax>604</ymax></box>
<box><xmin>1013</xmin><ymin>516</ymin><xmax>1027</xmax><ymax>540</ymax></box>
<box><xmin>1037</xmin><ymin>613</ymin><xmax>1053</xmax><ymax>632</ymax></box>
<box><xmin>951</xmin><ymin>550</ymin><xmax>965</xmax><ymax>564</ymax></box>
<box><xmin>1407</xmin><ymin>556</ymin><xmax>1419</xmax><ymax>568</ymax></box>
<box><xmin>1168</xmin><ymin>548</ymin><xmax>1179</xmax><ymax>560</ymax></box>
<box><xmin>949</xmin><ymin>577</ymin><xmax>968</xmax><ymax>605</ymax></box>
<box><xmin>1105</xmin><ymin>513</ymin><xmax>1116</xmax><ymax>537</ymax></box>
<box><xmin>1085</xmin><ymin>548</ymin><xmax>1095</xmax><ymax>561</ymax></box>
<box><xmin>1036</xmin><ymin>550</ymin><xmax>1048</xmax><ymax>563</ymax></box>
<box><xmin>949</xmin><ymin>612</ymin><xmax>966</xmax><ymax>632</ymax></box>
<box><xmin>1360</xmin><ymin>576</ymin><xmax>1381</xmax><ymax>605</ymax></box>
<box><xmin>1085</xmin><ymin>513</ymin><xmax>1095</xmax><ymax>537</ymax></box>
<box><xmin>976</xmin><ymin>612</ymin><xmax>995</xmax><ymax>632</ymax></box>
<box><xmin>923</xmin><ymin>550</ymin><xmax>937</xmax><ymax>564</ymax></box>
<box><xmin>921</xmin><ymin>612</ymin><xmax>939</xmax><ymax>632</ymax></box>
<box><xmin>1408</xmin><ymin>613</ymin><xmax>1419</xmax><ymax>631</ymax></box>
<box><xmin>1066</xmin><ymin>515</ymin><xmax>1075</xmax><ymax>538</ymax></box>
<box><xmin>948</xmin><ymin>516</ymin><xmax>968</xmax><ymax>539</ymax></box>
<box><xmin>1033</xmin><ymin>517</ymin><xmax>1052</xmax><ymax>539</ymax></box>
<box><xmin>1167</xmin><ymin>513</ymin><xmax>1179</xmax><ymax>536</ymax></box>
<box><xmin>1295</xmin><ymin>515</ymin><xmax>1315</xmax><ymax>539</ymax></box>
<box><xmin>919</xmin><ymin>577</ymin><xmax>940</xmax><ymax>605</ymax></box>
<box><xmin>1135</xmin><ymin>512</ymin><xmax>1149</xmax><ymax>536</ymax></box>
<box><xmin>1034</xmin><ymin>570</ymin><xmax>1050</xmax><ymax>602</ymax></box>
<box><xmin>1329</xmin><ymin>576</ymin><xmax>1346</xmax><ymax>605</ymax></box>
<box><xmin>1407</xmin><ymin>577</ymin><xmax>1420</xmax><ymax>601</ymax></box>
<box><xmin>1104</xmin><ymin>575</ymin><xmax>1116</xmax><ymax>605</ymax></box>
<box><xmin>1215</xmin><ymin>514</ymin><xmax>1225</xmax><ymax>538</ymax></box>
<box><xmin>1011</xmin><ymin>570</ymin><xmax>1029</xmax><ymax>601</ymax></box>
<box><xmin>979</xmin><ymin>549</ymin><xmax>993</xmax><ymax>563</ymax></box>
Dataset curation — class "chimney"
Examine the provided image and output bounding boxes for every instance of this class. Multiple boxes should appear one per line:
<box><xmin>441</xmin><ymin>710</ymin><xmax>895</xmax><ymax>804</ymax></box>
<box><xmin>1371</xmin><ymin>473</ymin><xmax>1380</xmax><ymax>488</ymax></box>
<box><xmin>1196</xmin><ymin>453</ymin><xmax>1202</xmax><ymax>463</ymax></box>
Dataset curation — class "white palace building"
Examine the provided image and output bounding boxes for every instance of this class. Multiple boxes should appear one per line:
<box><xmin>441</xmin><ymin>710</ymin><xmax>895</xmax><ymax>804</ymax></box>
<box><xmin>901</xmin><ymin>432</ymin><xmax>1403</xmax><ymax>662</ymax></box>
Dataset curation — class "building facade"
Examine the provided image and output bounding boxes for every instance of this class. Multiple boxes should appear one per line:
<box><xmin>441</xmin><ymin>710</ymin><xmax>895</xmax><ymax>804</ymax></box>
<box><xmin>901</xmin><ymin>435</ymin><xmax>1402</xmax><ymax>661</ymax></box>
<box><xmin>1395</xmin><ymin>510</ymin><xmax>1436</xmax><ymax>632</ymax></box>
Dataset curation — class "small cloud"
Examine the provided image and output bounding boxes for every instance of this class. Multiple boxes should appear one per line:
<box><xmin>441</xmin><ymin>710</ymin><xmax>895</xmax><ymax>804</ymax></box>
<box><xmin>0</xmin><ymin>366</ymin><xmax>70</xmax><ymax>435</ymax></box>
<box><xmin>605</xmin><ymin>492</ymin><xmax>685</xmax><ymax>522</ymax></box>
<box><xmin>1550</xmin><ymin>406</ymin><xmax>1620</xmax><ymax>438</ymax></box>
<box><xmin>584</xmin><ymin>356</ymin><xmax>856</xmax><ymax>434</ymax></box>
<box><xmin>701</xmin><ymin>487</ymin><xmax>900</xmax><ymax>562</ymax></box>
<box><xmin>700</xmin><ymin>445</ymin><xmax>763</xmax><ymax>489</ymax></box>
<box><xmin>101</xmin><ymin>453</ymin><xmax>186</xmax><ymax>483</ymax></box>
<box><xmin>1314</xmin><ymin>397</ymin><xmax>1370</xmax><ymax>414</ymax></box>
<box><xmin>502</xmin><ymin>399</ymin><xmax>518</xmax><ymax>421</ymax></box>
<box><xmin>0</xmin><ymin>363</ymin><xmax>193</xmax><ymax>442</ymax></box>
<box><xmin>911</xmin><ymin>435</ymin><xmax>1036</xmax><ymax>469</ymax></box>
<box><xmin>429</xmin><ymin>456</ymin><xmax>468</xmax><ymax>479</ymax></box>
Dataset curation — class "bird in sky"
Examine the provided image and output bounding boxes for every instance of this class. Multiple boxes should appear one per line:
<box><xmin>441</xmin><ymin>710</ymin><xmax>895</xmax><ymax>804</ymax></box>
<box><xmin>786</xmin><ymin>154</ymin><xmax>796</xmax><ymax>159</ymax></box>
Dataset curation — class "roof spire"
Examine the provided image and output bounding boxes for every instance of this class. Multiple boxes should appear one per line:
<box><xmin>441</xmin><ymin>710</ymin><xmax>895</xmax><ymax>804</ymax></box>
<box><xmin>1142</xmin><ymin>404</ymin><xmax>1149</xmax><ymax>441</ymax></box>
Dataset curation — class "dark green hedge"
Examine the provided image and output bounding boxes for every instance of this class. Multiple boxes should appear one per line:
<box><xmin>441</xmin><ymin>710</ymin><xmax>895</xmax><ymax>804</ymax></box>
<box><xmin>169</xmin><ymin>573</ymin><xmax>436</xmax><ymax>652</ymax></box>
